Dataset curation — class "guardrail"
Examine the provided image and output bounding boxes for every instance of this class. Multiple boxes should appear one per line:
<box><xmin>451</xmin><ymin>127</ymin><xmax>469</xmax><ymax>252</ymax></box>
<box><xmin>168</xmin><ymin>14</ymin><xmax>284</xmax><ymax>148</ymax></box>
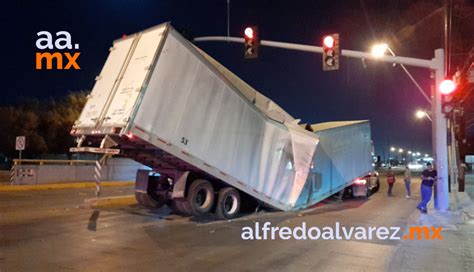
<box><xmin>9</xmin><ymin>158</ymin><xmax>146</xmax><ymax>185</ymax></box>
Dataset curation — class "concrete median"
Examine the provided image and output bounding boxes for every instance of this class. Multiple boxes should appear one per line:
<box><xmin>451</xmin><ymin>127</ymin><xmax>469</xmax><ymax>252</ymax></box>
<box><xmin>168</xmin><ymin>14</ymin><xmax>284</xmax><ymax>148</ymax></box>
<box><xmin>0</xmin><ymin>181</ymin><xmax>134</xmax><ymax>192</ymax></box>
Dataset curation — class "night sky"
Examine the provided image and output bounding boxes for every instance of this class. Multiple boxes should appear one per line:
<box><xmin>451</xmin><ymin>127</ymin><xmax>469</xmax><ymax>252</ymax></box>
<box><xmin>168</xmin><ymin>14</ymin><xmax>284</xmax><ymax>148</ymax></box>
<box><xmin>5</xmin><ymin>0</ymin><xmax>461</xmax><ymax>158</ymax></box>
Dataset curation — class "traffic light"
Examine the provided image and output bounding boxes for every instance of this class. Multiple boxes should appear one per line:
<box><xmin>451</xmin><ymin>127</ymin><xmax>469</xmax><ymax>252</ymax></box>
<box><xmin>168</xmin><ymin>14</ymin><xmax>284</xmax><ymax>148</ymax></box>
<box><xmin>439</xmin><ymin>79</ymin><xmax>456</xmax><ymax>95</ymax></box>
<box><xmin>439</xmin><ymin>79</ymin><xmax>457</xmax><ymax>114</ymax></box>
<box><xmin>322</xmin><ymin>34</ymin><xmax>340</xmax><ymax>71</ymax></box>
<box><xmin>244</xmin><ymin>26</ymin><xmax>259</xmax><ymax>59</ymax></box>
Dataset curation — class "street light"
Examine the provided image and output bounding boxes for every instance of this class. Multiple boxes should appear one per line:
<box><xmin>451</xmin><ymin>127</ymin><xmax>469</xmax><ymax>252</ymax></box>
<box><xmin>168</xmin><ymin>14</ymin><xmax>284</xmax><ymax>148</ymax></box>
<box><xmin>370</xmin><ymin>43</ymin><xmax>431</xmax><ymax>104</ymax></box>
<box><xmin>408</xmin><ymin>150</ymin><xmax>412</xmax><ymax>154</ymax></box>
<box><xmin>371</xmin><ymin>43</ymin><xmax>388</xmax><ymax>58</ymax></box>
<box><xmin>416</xmin><ymin>110</ymin><xmax>426</xmax><ymax>119</ymax></box>
<box><xmin>415</xmin><ymin>109</ymin><xmax>432</xmax><ymax>121</ymax></box>
<box><xmin>398</xmin><ymin>148</ymin><xmax>404</xmax><ymax>153</ymax></box>
<box><xmin>390</xmin><ymin>147</ymin><xmax>396</xmax><ymax>152</ymax></box>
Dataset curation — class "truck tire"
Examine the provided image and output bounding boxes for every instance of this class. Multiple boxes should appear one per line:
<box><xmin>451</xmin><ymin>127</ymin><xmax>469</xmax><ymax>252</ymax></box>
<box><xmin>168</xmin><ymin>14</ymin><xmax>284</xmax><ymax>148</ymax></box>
<box><xmin>215</xmin><ymin>187</ymin><xmax>241</xmax><ymax>220</ymax></box>
<box><xmin>373</xmin><ymin>179</ymin><xmax>380</xmax><ymax>193</ymax></box>
<box><xmin>365</xmin><ymin>186</ymin><xmax>371</xmax><ymax>198</ymax></box>
<box><xmin>187</xmin><ymin>179</ymin><xmax>215</xmax><ymax>216</ymax></box>
<box><xmin>170</xmin><ymin>198</ymin><xmax>193</xmax><ymax>216</ymax></box>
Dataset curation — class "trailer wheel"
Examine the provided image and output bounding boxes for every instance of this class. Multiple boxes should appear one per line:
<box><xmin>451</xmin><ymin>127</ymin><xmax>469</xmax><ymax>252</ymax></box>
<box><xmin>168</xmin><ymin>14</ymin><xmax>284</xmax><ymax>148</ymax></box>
<box><xmin>187</xmin><ymin>179</ymin><xmax>214</xmax><ymax>216</ymax></box>
<box><xmin>215</xmin><ymin>187</ymin><xmax>241</xmax><ymax>220</ymax></box>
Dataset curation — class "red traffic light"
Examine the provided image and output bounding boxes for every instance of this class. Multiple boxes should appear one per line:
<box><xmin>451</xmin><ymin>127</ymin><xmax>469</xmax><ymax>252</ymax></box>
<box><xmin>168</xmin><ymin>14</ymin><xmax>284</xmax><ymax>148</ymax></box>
<box><xmin>244</xmin><ymin>26</ymin><xmax>259</xmax><ymax>59</ymax></box>
<box><xmin>439</xmin><ymin>79</ymin><xmax>456</xmax><ymax>95</ymax></box>
<box><xmin>244</xmin><ymin>27</ymin><xmax>254</xmax><ymax>39</ymax></box>
<box><xmin>323</xmin><ymin>35</ymin><xmax>335</xmax><ymax>48</ymax></box>
<box><xmin>322</xmin><ymin>34</ymin><xmax>339</xmax><ymax>71</ymax></box>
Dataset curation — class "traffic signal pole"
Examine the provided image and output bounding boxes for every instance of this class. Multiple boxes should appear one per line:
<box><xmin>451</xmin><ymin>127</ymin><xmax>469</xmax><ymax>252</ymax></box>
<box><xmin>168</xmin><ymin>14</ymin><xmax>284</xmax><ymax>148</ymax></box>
<box><xmin>194</xmin><ymin>36</ymin><xmax>434</xmax><ymax>68</ymax></box>
<box><xmin>432</xmin><ymin>49</ymin><xmax>449</xmax><ymax>211</ymax></box>
<box><xmin>194</xmin><ymin>36</ymin><xmax>450</xmax><ymax>211</ymax></box>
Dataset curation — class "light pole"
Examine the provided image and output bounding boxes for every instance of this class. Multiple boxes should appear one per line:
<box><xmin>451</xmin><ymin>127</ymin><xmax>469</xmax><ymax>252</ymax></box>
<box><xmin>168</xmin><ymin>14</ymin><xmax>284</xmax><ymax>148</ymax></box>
<box><xmin>371</xmin><ymin>43</ymin><xmax>431</xmax><ymax>104</ymax></box>
<box><xmin>367</xmin><ymin>44</ymin><xmax>447</xmax><ymax>210</ymax></box>
<box><xmin>399</xmin><ymin>148</ymin><xmax>405</xmax><ymax>165</ymax></box>
<box><xmin>389</xmin><ymin>147</ymin><xmax>395</xmax><ymax>166</ymax></box>
<box><xmin>432</xmin><ymin>50</ymin><xmax>449</xmax><ymax>210</ymax></box>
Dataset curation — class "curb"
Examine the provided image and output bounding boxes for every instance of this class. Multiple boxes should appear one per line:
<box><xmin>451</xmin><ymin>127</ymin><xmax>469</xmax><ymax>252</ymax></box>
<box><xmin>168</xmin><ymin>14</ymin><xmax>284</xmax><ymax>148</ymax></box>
<box><xmin>0</xmin><ymin>181</ymin><xmax>135</xmax><ymax>192</ymax></box>
<box><xmin>407</xmin><ymin>189</ymin><xmax>474</xmax><ymax>230</ymax></box>
<box><xmin>455</xmin><ymin>190</ymin><xmax>474</xmax><ymax>219</ymax></box>
<box><xmin>83</xmin><ymin>195</ymin><xmax>136</xmax><ymax>207</ymax></box>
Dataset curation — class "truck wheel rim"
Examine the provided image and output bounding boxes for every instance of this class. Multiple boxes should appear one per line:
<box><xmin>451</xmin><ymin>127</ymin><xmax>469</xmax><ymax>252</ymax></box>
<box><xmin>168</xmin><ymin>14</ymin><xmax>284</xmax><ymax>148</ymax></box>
<box><xmin>224</xmin><ymin>195</ymin><xmax>238</xmax><ymax>214</ymax></box>
<box><xmin>196</xmin><ymin>188</ymin><xmax>210</xmax><ymax>208</ymax></box>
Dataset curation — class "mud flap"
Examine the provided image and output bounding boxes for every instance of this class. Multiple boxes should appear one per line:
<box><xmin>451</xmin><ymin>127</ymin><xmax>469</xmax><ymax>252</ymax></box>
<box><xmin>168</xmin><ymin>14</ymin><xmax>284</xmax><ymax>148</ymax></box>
<box><xmin>135</xmin><ymin>169</ymin><xmax>152</xmax><ymax>193</ymax></box>
<box><xmin>171</xmin><ymin>171</ymin><xmax>190</xmax><ymax>199</ymax></box>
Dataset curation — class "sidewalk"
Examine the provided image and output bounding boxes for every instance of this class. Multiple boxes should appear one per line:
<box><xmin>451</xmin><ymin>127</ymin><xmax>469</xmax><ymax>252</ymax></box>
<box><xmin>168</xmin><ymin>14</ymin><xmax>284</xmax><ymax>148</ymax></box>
<box><xmin>466</xmin><ymin>172</ymin><xmax>474</xmax><ymax>204</ymax></box>
<box><xmin>389</xmin><ymin>174</ymin><xmax>474</xmax><ymax>271</ymax></box>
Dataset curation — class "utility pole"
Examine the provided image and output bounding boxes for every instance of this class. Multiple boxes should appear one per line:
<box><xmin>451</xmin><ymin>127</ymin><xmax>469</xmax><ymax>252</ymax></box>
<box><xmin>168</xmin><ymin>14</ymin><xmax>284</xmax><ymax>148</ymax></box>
<box><xmin>194</xmin><ymin>36</ymin><xmax>450</xmax><ymax>210</ymax></box>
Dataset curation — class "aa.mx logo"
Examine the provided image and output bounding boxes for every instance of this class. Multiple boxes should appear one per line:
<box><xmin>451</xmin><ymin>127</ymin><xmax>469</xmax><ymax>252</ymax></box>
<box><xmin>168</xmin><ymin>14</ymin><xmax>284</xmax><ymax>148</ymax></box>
<box><xmin>35</xmin><ymin>31</ymin><xmax>80</xmax><ymax>70</ymax></box>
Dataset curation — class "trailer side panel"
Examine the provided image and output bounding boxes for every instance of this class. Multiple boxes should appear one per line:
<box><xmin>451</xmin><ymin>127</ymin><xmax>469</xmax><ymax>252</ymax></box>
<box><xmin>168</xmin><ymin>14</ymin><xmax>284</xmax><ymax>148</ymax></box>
<box><xmin>295</xmin><ymin>121</ymin><xmax>372</xmax><ymax>209</ymax></box>
<box><xmin>132</xmin><ymin>29</ymin><xmax>318</xmax><ymax>209</ymax></box>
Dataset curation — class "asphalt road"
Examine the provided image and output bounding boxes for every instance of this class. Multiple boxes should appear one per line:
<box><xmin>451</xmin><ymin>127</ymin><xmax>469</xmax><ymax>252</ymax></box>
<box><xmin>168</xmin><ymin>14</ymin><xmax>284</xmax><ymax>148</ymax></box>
<box><xmin>0</xmin><ymin>174</ymin><xmax>437</xmax><ymax>271</ymax></box>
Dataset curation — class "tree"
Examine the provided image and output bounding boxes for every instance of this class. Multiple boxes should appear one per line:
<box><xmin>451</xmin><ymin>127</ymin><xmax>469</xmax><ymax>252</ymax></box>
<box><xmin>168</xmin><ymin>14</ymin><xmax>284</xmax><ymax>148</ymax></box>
<box><xmin>41</xmin><ymin>91</ymin><xmax>88</xmax><ymax>156</ymax></box>
<box><xmin>0</xmin><ymin>91</ymin><xmax>88</xmax><ymax>159</ymax></box>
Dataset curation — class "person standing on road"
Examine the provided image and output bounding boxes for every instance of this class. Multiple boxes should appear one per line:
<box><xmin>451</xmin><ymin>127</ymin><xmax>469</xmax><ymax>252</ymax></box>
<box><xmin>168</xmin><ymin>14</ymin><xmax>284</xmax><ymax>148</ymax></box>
<box><xmin>404</xmin><ymin>165</ymin><xmax>411</xmax><ymax>199</ymax></box>
<box><xmin>417</xmin><ymin>162</ymin><xmax>437</xmax><ymax>213</ymax></box>
<box><xmin>387</xmin><ymin>167</ymin><xmax>396</xmax><ymax>197</ymax></box>
<box><xmin>458</xmin><ymin>162</ymin><xmax>466</xmax><ymax>192</ymax></box>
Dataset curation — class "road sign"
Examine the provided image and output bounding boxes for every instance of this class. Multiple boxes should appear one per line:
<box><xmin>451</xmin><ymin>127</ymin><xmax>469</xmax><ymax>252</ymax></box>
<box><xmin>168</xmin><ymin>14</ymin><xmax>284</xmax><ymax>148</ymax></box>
<box><xmin>16</xmin><ymin>136</ymin><xmax>25</xmax><ymax>151</ymax></box>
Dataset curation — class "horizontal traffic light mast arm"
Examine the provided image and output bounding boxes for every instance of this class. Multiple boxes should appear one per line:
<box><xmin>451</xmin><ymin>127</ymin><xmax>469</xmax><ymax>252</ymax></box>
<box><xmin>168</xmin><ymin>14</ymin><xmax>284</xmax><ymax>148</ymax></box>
<box><xmin>193</xmin><ymin>36</ymin><xmax>438</xmax><ymax>70</ymax></box>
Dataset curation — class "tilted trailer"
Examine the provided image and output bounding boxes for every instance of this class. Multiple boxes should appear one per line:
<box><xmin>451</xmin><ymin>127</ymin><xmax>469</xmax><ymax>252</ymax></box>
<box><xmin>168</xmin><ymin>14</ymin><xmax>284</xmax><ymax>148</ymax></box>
<box><xmin>70</xmin><ymin>22</ymin><xmax>375</xmax><ymax>219</ymax></box>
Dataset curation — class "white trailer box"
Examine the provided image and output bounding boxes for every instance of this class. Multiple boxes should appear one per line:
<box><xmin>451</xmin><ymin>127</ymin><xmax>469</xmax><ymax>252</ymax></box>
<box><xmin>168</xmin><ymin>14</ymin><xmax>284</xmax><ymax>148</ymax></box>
<box><xmin>295</xmin><ymin>121</ymin><xmax>373</xmax><ymax>209</ymax></box>
<box><xmin>71</xmin><ymin>22</ymin><xmax>372</xmax><ymax>212</ymax></box>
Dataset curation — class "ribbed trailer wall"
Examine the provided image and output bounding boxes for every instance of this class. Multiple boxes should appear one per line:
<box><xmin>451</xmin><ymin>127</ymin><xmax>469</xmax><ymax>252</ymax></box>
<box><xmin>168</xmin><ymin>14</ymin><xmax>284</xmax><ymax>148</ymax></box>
<box><xmin>294</xmin><ymin>121</ymin><xmax>373</xmax><ymax>209</ymax></box>
<box><xmin>129</xmin><ymin>26</ymin><xmax>319</xmax><ymax>210</ymax></box>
